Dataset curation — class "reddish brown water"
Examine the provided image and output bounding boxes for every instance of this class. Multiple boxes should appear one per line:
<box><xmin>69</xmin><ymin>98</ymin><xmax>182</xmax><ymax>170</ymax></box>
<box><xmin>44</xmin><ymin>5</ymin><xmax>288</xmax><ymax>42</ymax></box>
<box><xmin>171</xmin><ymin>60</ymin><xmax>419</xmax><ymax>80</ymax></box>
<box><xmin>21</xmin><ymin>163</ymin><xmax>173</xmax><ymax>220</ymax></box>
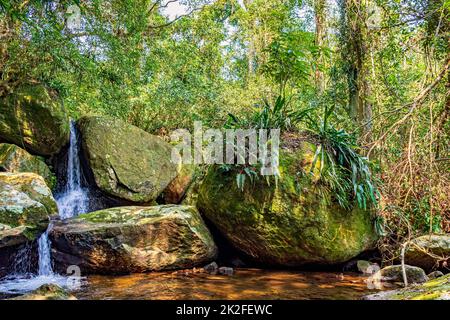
<box><xmin>73</xmin><ymin>269</ymin><xmax>380</xmax><ymax>300</ymax></box>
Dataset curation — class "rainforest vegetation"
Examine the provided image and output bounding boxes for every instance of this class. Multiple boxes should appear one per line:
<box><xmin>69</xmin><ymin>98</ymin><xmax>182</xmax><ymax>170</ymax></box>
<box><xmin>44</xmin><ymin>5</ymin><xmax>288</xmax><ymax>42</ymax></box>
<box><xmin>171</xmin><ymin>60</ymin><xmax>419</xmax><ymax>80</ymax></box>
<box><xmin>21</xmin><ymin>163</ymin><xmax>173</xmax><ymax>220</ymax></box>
<box><xmin>0</xmin><ymin>0</ymin><xmax>449</xmax><ymax>300</ymax></box>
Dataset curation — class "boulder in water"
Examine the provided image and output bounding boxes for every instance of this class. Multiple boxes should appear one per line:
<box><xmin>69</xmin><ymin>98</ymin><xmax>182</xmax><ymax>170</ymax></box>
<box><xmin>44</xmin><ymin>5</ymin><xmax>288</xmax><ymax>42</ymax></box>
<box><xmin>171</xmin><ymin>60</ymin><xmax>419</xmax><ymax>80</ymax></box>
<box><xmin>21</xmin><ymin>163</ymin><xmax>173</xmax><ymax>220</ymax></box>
<box><xmin>197</xmin><ymin>141</ymin><xmax>378</xmax><ymax>266</ymax></box>
<box><xmin>0</xmin><ymin>143</ymin><xmax>55</xmax><ymax>189</ymax></box>
<box><xmin>218</xmin><ymin>267</ymin><xmax>234</xmax><ymax>276</ymax></box>
<box><xmin>428</xmin><ymin>271</ymin><xmax>445</xmax><ymax>279</ymax></box>
<box><xmin>78</xmin><ymin>116</ymin><xmax>178</xmax><ymax>203</ymax></box>
<box><xmin>367</xmin><ymin>265</ymin><xmax>429</xmax><ymax>285</ymax></box>
<box><xmin>203</xmin><ymin>261</ymin><xmax>218</xmax><ymax>274</ymax></box>
<box><xmin>405</xmin><ymin>234</ymin><xmax>450</xmax><ymax>272</ymax></box>
<box><xmin>357</xmin><ymin>260</ymin><xmax>380</xmax><ymax>275</ymax></box>
<box><xmin>0</xmin><ymin>83</ymin><xmax>69</xmax><ymax>156</ymax></box>
<box><xmin>49</xmin><ymin>205</ymin><xmax>217</xmax><ymax>274</ymax></box>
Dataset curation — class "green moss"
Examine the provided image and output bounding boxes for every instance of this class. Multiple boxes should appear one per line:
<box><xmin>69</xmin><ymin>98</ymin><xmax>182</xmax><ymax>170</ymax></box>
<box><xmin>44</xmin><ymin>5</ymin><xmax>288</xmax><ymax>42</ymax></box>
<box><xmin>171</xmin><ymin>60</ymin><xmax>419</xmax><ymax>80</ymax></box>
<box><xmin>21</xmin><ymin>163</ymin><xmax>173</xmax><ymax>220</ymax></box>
<box><xmin>78</xmin><ymin>116</ymin><xmax>178</xmax><ymax>203</ymax></box>
<box><xmin>371</xmin><ymin>274</ymin><xmax>450</xmax><ymax>300</ymax></box>
<box><xmin>0</xmin><ymin>173</ymin><xmax>54</xmax><ymax>242</ymax></box>
<box><xmin>0</xmin><ymin>143</ymin><xmax>56</xmax><ymax>189</ymax></box>
<box><xmin>197</xmin><ymin>141</ymin><xmax>377</xmax><ymax>266</ymax></box>
<box><xmin>0</xmin><ymin>83</ymin><xmax>69</xmax><ymax>156</ymax></box>
<box><xmin>10</xmin><ymin>284</ymin><xmax>77</xmax><ymax>300</ymax></box>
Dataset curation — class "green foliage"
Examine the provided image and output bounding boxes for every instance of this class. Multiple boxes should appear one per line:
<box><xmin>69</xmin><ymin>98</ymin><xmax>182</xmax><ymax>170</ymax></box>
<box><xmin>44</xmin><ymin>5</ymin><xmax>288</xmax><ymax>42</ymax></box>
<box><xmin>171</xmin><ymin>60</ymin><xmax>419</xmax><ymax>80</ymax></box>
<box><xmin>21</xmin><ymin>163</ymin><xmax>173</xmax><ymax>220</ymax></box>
<box><xmin>224</xmin><ymin>94</ymin><xmax>378</xmax><ymax>211</ymax></box>
<box><xmin>261</xmin><ymin>31</ymin><xmax>318</xmax><ymax>96</ymax></box>
<box><xmin>302</xmin><ymin>104</ymin><xmax>379</xmax><ymax>210</ymax></box>
<box><xmin>0</xmin><ymin>0</ymin><xmax>447</xmax><ymax>235</ymax></box>
<box><xmin>225</xmin><ymin>95</ymin><xmax>312</xmax><ymax>131</ymax></box>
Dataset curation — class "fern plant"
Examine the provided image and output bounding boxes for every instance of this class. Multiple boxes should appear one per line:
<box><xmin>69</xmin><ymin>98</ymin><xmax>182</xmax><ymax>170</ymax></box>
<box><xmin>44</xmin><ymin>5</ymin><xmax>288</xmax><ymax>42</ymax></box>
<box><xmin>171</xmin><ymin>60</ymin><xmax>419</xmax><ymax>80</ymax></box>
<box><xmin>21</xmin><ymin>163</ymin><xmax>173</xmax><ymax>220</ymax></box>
<box><xmin>304</xmin><ymin>104</ymin><xmax>379</xmax><ymax>210</ymax></box>
<box><xmin>222</xmin><ymin>96</ymin><xmax>378</xmax><ymax>211</ymax></box>
<box><xmin>223</xmin><ymin>95</ymin><xmax>310</xmax><ymax>190</ymax></box>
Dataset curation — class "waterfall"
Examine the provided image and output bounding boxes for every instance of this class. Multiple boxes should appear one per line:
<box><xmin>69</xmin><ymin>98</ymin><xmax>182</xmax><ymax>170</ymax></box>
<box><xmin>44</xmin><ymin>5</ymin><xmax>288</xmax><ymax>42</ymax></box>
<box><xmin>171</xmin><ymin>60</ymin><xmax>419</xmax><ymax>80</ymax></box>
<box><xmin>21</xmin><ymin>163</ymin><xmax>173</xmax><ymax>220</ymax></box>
<box><xmin>0</xmin><ymin>121</ymin><xmax>88</xmax><ymax>294</ymax></box>
<box><xmin>35</xmin><ymin>121</ymin><xmax>89</xmax><ymax>276</ymax></box>
<box><xmin>36</xmin><ymin>121</ymin><xmax>90</xmax><ymax>274</ymax></box>
<box><xmin>56</xmin><ymin>121</ymin><xmax>89</xmax><ymax>219</ymax></box>
<box><xmin>37</xmin><ymin>231</ymin><xmax>53</xmax><ymax>276</ymax></box>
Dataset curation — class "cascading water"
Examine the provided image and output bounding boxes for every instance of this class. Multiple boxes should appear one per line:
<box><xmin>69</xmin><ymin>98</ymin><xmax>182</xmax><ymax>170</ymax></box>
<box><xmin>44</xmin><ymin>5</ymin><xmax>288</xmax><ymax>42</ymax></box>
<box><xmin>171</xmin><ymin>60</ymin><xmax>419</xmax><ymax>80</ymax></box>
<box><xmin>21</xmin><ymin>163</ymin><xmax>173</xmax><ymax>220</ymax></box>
<box><xmin>37</xmin><ymin>231</ymin><xmax>53</xmax><ymax>276</ymax></box>
<box><xmin>56</xmin><ymin>121</ymin><xmax>90</xmax><ymax>219</ymax></box>
<box><xmin>0</xmin><ymin>121</ymin><xmax>88</xmax><ymax>295</ymax></box>
<box><xmin>36</xmin><ymin>121</ymin><xmax>89</xmax><ymax>276</ymax></box>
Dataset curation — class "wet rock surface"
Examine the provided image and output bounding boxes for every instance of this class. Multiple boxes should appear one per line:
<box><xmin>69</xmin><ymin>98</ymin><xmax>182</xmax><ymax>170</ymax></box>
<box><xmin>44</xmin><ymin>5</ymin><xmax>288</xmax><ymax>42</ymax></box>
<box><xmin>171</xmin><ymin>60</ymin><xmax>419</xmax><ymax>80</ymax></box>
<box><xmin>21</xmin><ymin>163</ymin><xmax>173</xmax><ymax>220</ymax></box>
<box><xmin>367</xmin><ymin>265</ymin><xmax>429</xmax><ymax>285</ymax></box>
<box><xmin>0</xmin><ymin>172</ymin><xmax>56</xmax><ymax>254</ymax></box>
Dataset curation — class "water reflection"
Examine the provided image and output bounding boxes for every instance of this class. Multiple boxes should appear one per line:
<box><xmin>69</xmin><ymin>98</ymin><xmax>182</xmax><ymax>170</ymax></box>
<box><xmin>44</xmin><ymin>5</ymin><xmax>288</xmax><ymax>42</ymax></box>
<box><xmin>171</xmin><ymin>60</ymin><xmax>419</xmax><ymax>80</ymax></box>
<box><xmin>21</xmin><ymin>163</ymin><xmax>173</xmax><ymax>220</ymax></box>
<box><xmin>74</xmin><ymin>269</ymin><xmax>381</xmax><ymax>300</ymax></box>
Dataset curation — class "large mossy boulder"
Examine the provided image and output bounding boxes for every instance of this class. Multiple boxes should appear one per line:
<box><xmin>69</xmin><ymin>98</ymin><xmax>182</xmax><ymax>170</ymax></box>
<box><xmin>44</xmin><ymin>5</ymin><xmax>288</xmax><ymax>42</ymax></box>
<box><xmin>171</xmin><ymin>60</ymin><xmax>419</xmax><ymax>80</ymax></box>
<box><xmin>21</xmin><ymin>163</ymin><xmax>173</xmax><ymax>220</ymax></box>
<box><xmin>78</xmin><ymin>116</ymin><xmax>178</xmax><ymax>203</ymax></box>
<box><xmin>0</xmin><ymin>172</ymin><xmax>57</xmax><ymax>277</ymax></box>
<box><xmin>197</xmin><ymin>141</ymin><xmax>378</xmax><ymax>266</ymax></box>
<box><xmin>0</xmin><ymin>172</ymin><xmax>56</xmax><ymax>244</ymax></box>
<box><xmin>0</xmin><ymin>143</ymin><xmax>55</xmax><ymax>189</ymax></box>
<box><xmin>0</xmin><ymin>83</ymin><xmax>69</xmax><ymax>156</ymax></box>
<box><xmin>405</xmin><ymin>234</ymin><xmax>450</xmax><ymax>272</ymax></box>
<box><xmin>49</xmin><ymin>205</ymin><xmax>217</xmax><ymax>274</ymax></box>
<box><xmin>364</xmin><ymin>273</ymin><xmax>450</xmax><ymax>300</ymax></box>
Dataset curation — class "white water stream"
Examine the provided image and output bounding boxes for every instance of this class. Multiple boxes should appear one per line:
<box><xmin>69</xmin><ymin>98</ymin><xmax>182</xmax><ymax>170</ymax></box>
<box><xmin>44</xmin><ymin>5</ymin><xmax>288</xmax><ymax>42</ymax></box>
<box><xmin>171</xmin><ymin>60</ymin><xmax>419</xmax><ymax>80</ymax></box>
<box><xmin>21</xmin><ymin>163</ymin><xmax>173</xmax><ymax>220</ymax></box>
<box><xmin>0</xmin><ymin>121</ymin><xmax>88</xmax><ymax>295</ymax></box>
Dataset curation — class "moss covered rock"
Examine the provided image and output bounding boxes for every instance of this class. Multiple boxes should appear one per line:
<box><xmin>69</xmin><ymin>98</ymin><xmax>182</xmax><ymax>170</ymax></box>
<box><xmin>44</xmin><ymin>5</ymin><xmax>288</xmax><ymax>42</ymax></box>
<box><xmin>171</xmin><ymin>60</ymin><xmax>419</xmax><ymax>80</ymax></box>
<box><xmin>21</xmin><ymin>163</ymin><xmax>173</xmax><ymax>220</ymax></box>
<box><xmin>0</xmin><ymin>83</ymin><xmax>69</xmax><ymax>156</ymax></box>
<box><xmin>405</xmin><ymin>234</ymin><xmax>450</xmax><ymax>272</ymax></box>
<box><xmin>197</xmin><ymin>141</ymin><xmax>377</xmax><ymax>266</ymax></box>
<box><xmin>9</xmin><ymin>284</ymin><xmax>77</xmax><ymax>300</ymax></box>
<box><xmin>364</xmin><ymin>273</ymin><xmax>450</xmax><ymax>300</ymax></box>
<box><xmin>49</xmin><ymin>205</ymin><xmax>217</xmax><ymax>274</ymax></box>
<box><xmin>78</xmin><ymin>116</ymin><xmax>178</xmax><ymax>203</ymax></box>
<box><xmin>0</xmin><ymin>172</ymin><xmax>56</xmax><ymax>246</ymax></box>
<box><xmin>0</xmin><ymin>143</ymin><xmax>55</xmax><ymax>189</ymax></box>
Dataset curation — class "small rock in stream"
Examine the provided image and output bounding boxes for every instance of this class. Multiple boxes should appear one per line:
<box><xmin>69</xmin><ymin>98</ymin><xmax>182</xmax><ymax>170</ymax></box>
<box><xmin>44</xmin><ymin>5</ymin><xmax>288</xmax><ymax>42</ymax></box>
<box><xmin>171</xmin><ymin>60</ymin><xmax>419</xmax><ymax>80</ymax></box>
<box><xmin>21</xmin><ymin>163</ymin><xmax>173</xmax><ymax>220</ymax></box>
<box><xmin>367</xmin><ymin>264</ymin><xmax>428</xmax><ymax>289</ymax></box>
<box><xmin>427</xmin><ymin>271</ymin><xmax>444</xmax><ymax>279</ymax></box>
<box><xmin>357</xmin><ymin>260</ymin><xmax>380</xmax><ymax>275</ymax></box>
<box><xmin>203</xmin><ymin>261</ymin><xmax>218</xmax><ymax>274</ymax></box>
<box><xmin>230</xmin><ymin>257</ymin><xmax>246</xmax><ymax>268</ymax></box>
<box><xmin>218</xmin><ymin>267</ymin><xmax>234</xmax><ymax>276</ymax></box>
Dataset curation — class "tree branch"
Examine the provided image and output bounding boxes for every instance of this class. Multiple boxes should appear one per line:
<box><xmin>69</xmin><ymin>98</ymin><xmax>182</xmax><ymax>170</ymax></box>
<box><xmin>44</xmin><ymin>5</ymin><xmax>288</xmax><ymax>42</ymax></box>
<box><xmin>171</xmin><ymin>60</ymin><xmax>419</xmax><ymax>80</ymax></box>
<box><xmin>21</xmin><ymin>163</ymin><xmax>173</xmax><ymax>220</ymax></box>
<box><xmin>367</xmin><ymin>57</ymin><xmax>450</xmax><ymax>158</ymax></box>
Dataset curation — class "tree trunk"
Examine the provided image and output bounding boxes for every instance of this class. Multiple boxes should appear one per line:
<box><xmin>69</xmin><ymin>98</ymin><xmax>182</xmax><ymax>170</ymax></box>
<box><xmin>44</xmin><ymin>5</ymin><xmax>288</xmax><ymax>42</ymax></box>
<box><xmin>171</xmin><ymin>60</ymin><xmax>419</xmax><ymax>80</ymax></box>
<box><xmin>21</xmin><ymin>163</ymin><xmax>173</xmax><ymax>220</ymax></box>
<box><xmin>242</xmin><ymin>0</ymin><xmax>256</xmax><ymax>76</ymax></box>
<box><xmin>340</xmin><ymin>0</ymin><xmax>372</xmax><ymax>140</ymax></box>
<box><xmin>314</xmin><ymin>0</ymin><xmax>326</xmax><ymax>93</ymax></box>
